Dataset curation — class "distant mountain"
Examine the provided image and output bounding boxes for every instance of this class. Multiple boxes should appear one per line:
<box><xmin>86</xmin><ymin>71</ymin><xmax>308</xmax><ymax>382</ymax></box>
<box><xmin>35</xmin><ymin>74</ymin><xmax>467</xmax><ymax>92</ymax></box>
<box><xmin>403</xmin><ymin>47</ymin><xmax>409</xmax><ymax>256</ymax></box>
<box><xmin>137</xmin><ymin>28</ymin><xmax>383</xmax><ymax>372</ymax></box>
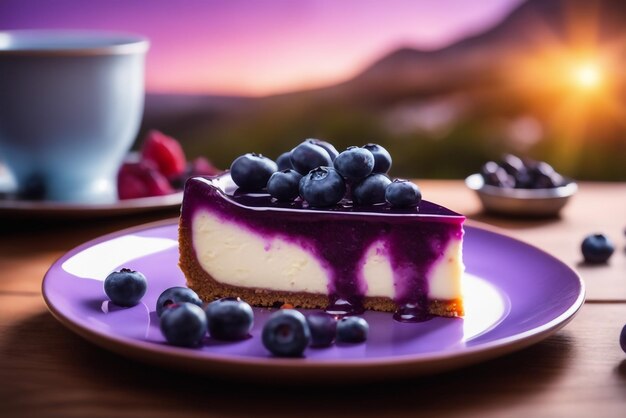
<box><xmin>348</xmin><ymin>0</ymin><xmax>626</xmax><ymax>98</ymax></box>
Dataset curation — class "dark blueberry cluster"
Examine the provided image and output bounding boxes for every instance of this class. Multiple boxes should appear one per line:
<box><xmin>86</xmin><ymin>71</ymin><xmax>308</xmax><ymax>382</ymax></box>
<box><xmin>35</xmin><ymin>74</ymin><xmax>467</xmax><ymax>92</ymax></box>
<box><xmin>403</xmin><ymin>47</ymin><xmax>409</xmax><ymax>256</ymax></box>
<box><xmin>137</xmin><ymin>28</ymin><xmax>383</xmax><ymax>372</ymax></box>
<box><xmin>480</xmin><ymin>155</ymin><xmax>566</xmax><ymax>189</ymax></box>
<box><xmin>262</xmin><ymin>310</ymin><xmax>369</xmax><ymax>357</ymax></box>
<box><xmin>103</xmin><ymin>271</ymin><xmax>372</xmax><ymax>356</ymax></box>
<box><xmin>155</xmin><ymin>287</ymin><xmax>254</xmax><ymax>347</ymax></box>
<box><xmin>229</xmin><ymin>139</ymin><xmax>423</xmax><ymax>209</ymax></box>
<box><xmin>151</xmin><ymin>285</ymin><xmax>369</xmax><ymax>355</ymax></box>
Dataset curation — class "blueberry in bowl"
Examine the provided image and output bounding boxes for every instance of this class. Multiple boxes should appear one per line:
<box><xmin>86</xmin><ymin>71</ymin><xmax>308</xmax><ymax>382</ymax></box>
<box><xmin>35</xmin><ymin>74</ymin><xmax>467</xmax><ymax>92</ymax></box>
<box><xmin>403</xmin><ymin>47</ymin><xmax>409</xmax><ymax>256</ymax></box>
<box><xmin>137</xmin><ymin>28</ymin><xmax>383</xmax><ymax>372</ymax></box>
<box><xmin>465</xmin><ymin>155</ymin><xmax>577</xmax><ymax>217</ymax></box>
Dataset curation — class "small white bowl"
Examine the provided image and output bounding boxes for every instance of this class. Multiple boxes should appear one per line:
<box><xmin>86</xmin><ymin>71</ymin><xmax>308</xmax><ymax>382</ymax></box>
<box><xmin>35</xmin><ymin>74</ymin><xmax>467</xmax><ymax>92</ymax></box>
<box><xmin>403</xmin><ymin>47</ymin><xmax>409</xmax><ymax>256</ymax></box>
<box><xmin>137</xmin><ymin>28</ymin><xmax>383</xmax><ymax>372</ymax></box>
<box><xmin>465</xmin><ymin>173</ymin><xmax>577</xmax><ymax>217</ymax></box>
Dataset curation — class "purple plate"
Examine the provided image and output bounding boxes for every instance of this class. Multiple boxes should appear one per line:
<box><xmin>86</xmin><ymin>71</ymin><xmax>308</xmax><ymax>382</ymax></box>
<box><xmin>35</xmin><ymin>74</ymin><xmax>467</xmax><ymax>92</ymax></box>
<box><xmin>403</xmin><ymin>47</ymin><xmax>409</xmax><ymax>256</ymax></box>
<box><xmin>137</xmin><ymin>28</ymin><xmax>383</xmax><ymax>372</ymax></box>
<box><xmin>42</xmin><ymin>219</ymin><xmax>584</xmax><ymax>380</ymax></box>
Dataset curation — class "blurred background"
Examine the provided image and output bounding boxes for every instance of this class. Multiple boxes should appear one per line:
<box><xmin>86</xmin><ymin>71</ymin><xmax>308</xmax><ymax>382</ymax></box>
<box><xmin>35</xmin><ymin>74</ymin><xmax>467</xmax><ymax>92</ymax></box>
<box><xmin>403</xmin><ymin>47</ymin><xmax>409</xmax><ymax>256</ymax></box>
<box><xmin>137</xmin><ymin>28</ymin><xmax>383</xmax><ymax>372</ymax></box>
<box><xmin>2</xmin><ymin>0</ymin><xmax>625</xmax><ymax>180</ymax></box>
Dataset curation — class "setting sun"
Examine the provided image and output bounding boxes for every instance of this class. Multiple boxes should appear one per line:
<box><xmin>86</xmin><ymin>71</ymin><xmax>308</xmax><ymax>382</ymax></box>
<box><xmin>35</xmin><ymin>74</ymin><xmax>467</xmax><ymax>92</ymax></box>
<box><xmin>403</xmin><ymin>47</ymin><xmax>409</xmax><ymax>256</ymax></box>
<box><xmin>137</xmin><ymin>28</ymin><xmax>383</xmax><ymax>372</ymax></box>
<box><xmin>573</xmin><ymin>63</ymin><xmax>602</xmax><ymax>89</ymax></box>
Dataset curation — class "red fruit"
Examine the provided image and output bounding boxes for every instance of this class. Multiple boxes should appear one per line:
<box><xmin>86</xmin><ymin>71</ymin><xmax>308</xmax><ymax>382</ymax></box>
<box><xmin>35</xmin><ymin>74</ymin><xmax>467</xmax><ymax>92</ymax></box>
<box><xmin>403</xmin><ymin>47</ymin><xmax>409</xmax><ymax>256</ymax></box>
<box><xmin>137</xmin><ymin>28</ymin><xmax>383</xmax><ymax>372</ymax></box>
<box><xmin>189</xmin><ymin>156</ymin><xmax>221</xmax><ymax>176</ymax></box>
<box><xmin>118</xmin><ymin>161</ymin><xmax>174</xmax><ymax>200</ymax></box>
<box><xmin>140</xmin><ymin>130</ymin><xmax>186</xmax><ymax>178</ymax></box>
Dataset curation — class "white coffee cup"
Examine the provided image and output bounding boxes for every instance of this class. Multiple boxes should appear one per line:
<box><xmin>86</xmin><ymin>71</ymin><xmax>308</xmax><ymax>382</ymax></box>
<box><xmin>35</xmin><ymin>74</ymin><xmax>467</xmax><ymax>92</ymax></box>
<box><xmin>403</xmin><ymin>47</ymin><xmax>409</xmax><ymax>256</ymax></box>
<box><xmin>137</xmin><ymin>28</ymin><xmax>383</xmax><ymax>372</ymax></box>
<box><xmin>0</xmin><ymin>30</ymin><xmax>149</xmax><ymax>203</ymax></box>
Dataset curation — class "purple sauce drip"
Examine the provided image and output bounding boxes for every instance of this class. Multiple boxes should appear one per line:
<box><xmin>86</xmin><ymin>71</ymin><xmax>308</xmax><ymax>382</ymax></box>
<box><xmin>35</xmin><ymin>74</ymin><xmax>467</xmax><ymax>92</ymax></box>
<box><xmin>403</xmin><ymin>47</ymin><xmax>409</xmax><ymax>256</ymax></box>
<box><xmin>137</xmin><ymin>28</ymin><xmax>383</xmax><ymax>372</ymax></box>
<box><xmin>393</xmin><ymin>303</ymin><xmax>433</xmax><ymax>322</ymax></box>
<box><xmin>181</xmin><ymin>175</ymin><xmax>464</xmax><ymax>322</ymax></box>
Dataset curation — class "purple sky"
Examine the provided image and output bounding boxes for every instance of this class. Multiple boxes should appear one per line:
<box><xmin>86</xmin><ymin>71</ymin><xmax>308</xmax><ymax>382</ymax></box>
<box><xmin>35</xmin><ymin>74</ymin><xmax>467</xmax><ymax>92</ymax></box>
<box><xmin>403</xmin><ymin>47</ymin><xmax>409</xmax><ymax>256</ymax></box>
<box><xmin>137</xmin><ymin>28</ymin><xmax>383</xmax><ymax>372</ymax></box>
<box><xmin>1</xmin><ymin>0</ymin><xmax>525</xmax><ymax>95</ymax></box>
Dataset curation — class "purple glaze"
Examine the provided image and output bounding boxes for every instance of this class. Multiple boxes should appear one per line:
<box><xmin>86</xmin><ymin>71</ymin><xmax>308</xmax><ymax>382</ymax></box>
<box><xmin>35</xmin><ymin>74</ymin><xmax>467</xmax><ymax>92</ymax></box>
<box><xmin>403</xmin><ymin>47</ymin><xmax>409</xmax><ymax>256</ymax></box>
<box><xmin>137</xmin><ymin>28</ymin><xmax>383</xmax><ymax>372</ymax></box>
<box><xmin>180</xmin><ymin>175</ymin><xmax>465</xmax><ymax>320</ymax></box>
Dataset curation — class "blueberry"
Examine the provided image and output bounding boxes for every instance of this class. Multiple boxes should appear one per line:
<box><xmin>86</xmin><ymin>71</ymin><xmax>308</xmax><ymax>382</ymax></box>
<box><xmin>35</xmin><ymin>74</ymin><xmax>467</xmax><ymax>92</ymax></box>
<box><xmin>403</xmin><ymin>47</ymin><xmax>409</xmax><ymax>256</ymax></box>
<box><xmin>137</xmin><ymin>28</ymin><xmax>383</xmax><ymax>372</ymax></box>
<box><xmin>160</xmin><ymin>302</ymin><xmax>208</xmax><ymax>347</ymax></box>
<box><xmin>156</xmin><ymin>286</ymin><xmax>202</xmax><ymax>317</ymax></box>
<box><xmin>103</xmin><ymin>268</ymin><xmax>147</xmax><ymax>307</ymax></box>
<box><xmin>534</xmin><ymin>172</ymin><xmax>563</xmax><ymax>189</ymax></box>
<box><xmin>290</xmin><ymin>140</ymin><xmax>333</xmax><ymax>175</ymax></box>
<box><xmin>230</xmin><ymin>153</ymin><xmax>277</xmax><ymax>191</ymax></box>
<box><xmin>481</xmin><ymin>161</ymin><xmax>515</xmax><ymax>188</ymax></box>
<box><xmin>262</xmin><ymin>309</ymin><xmax>311</xmax><ymax>357</ymax></box>
<box><xmin>276</xmin><ymin>151</ymin><xmax>293</xmax><ymax>171</ymax></box>
<box><xmin>385</xmin><ymin>179</ymin><xmax>422</xmax><ymax>208</ymax></box>
<box><xmin>333</xmin><ymin>147</ymin><xmax>375</xmax><ymax>180</ymax></box>
<box><xmin>620</xmin><ymin>324</ymin><xmax>626</xmax><ymax>353</ymax></box>
<box><xmin>513</xmin><ymin>171</ymin><xmax>534</xmax><ymax>188</ymax></box>
<box><xmin>306</xmin><ymin>313</ymin><xmax>337</xmax><ymax>347</ymax></box>
<box><xmin>299</xmin><ymin>166</ymin><xmax>346</xmax><ymax>207</ymax></box>
<box><xmin>499</xmin><ymin>154</ymin><xmax>532</xmax><ymax>188</ymax></box>
<box><xmin>205</xmin><ymin>297</ymin><xmax>254</xmax><ymax>340</ymax></box>
<box><xmin>581</xmin><ymin>233</ymin><xmax>615</xmax><ymax>264</ymax></box>
<box><xmin>499</xmin><ymin>154</ymin><xmax>526</xmax><ymax>176</ymax></box>
<box><xmin>352</xmin><ymin>173</ymin><xmax>391</xmax><ymax>205</ymax></box>
<box><xmin>309</xmin><ymin>139</ymin><xmax>339</xmax><ymax>161</ymax></box>
<box><xmin>528</xmin><ymin>161</ymin><xmax>562</xmax><ymax>188</ymax></box>
<box><xmin>267</xmin><ymin>169</ymin><xmax>302</xmax><ymax>201</ymax></box>
<box><xmin>156</xmin><ymin>286</ymin><xmax>203</xmax><ymax>317</ymax></box>
<box><xmin>336</xmin><ymin>316</ymin><xmax>369</xmax><ymax>343</ymax></box>
<box><xmin>362</xmin><ymin>143</ymin><xmax>392</xmax><ymax>174</ymax></box>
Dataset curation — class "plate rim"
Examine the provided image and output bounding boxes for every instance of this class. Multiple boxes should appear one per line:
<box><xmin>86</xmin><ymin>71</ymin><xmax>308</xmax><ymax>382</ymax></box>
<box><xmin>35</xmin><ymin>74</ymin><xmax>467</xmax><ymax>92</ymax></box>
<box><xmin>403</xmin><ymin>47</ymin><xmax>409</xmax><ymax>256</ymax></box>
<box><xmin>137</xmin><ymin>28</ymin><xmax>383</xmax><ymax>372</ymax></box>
<box><xmin>42</xmin><ymin>218</ymin><xmax>586</xmax><ymax>376</ymax></box>
<box><xmin>0</xmin><ymin>192</ymin><xmax>183</xmax><ymax>218</ymax></box>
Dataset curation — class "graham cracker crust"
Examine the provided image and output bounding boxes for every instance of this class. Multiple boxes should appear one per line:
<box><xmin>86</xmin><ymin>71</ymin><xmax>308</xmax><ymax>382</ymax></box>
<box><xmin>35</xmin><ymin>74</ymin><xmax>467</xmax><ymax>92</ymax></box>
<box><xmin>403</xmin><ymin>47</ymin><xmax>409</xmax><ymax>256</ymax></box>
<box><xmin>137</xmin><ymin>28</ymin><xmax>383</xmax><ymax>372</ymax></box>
<box><xmin>179</xmin><ymin>222</ymin><xmax>463</xmax><ymax>317</ymax></box>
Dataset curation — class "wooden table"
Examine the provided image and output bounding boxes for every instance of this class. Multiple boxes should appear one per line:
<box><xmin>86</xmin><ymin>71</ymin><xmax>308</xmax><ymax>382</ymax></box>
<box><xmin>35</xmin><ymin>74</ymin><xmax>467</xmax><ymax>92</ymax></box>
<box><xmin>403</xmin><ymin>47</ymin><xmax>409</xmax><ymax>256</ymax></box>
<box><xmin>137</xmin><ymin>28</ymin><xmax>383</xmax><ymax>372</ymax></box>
<box><xmin>1</xmin><ymin>181</ymin><xmax>625</xmax><ymax>418</ymax></box>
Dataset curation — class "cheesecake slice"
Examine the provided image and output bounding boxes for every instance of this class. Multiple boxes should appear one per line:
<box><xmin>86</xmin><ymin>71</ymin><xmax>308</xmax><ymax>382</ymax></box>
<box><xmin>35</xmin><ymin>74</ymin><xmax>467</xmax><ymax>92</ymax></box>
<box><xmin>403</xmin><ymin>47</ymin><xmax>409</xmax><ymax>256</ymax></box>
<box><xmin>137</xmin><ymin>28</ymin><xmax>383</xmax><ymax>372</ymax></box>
<box><xmin>179</xmin><ymin>173</ymin><xmax>465</xmax><ymax>321</ymax></box>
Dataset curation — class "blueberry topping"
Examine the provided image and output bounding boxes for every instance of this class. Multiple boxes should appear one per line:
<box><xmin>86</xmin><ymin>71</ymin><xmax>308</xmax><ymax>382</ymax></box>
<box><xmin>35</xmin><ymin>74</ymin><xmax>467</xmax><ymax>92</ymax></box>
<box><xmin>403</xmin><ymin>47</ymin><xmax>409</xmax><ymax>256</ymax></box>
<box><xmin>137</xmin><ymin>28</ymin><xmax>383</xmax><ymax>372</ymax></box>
<box><xmin>290</xmin><ymin>140</ymin><xmax>333</xmax><ymax>175</ymax></box>
<box><xmin>276</xmin><ymin>151</ymin><xmax>294</xmax><ymax>171</ymax></box>
<box><xmin>333</xmin><ymin>147</ymin><xmax>375</xmax><ymax>180</ymax></box>
<box><xmin>362</xmin><ymin>143</ymin><xmax>392</xmax><ymax>174</ymax></box>
<box><xmin>267</xmin><ymin>169</ymin><xmax>303</xmax><ymax>201</ymax></box>
<box><xmin>230</xmin><ymin>153</ymin><xmax>277</xmax><ymax>191</ymax></box>
<box><xmin>480</xmin><ymin>161</ymin><xmax>515</xmax><ymax>188</ymax></box>
<box><xmin>306</xmin><ymin>312</ymin><xmax>337</xmax><ymax>347</ymax></box>
<box><xmin>299</xmin><ymin>167</ymin><xmax>346</xmax><ymax>207</ymax></box>
<box><xmin>309</xmin><ymin>139</ymin><xmax>339</xmax><ymax>161</ymax></box>
<box><xmin>103</xmin><ymin>268</ymin><xmax>147</xmax><ymax>307</ymax></box>
<box><xmin>160</xmin><ymin>302</ymin><xmax>208</xmax><ymax>348</ymax></box>
<box><xmin>262</xmin><ymin>309</ymin><xmax>311</xmax><ymax>357</ymax></box>
<box><xmin>205</xmin><ymin>297</ymin><xmax>254</xmax><ymax>341</ymax></box>
<box><xmin>620</xmin><ymin>324</ymin><xmax>626</xmax><ymax>354</ymax></box>
<box><xmin>385</xmin><ymin>179</ymin><xmax>421</xmax><ymax>208</ymax></box>
<box><xmin>581</xmin><ymin>233</ymin><xmax>615</xmax><ymax>264</ymax></box>
<box><xmin>352</xmin><ymin>173</ymin><xmax>391</xmax><ymax>205</ymax></box>
<box><xmin>336</xmin><ymin>316</ymin><xmax>369</xmax><ymax>343</ymax></box>
<box><xmin>156</xmin><ymin>286</ymin><xmax>203</xmax><ymax>317</ymax></box>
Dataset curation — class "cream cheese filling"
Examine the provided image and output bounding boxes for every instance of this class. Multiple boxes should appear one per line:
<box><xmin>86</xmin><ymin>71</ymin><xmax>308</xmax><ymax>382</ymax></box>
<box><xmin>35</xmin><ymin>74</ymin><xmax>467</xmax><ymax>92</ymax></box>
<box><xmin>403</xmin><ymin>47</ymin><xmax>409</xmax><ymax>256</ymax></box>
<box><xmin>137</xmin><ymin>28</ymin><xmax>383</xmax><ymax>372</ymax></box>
<box><xmin>191</xmin><ymin>209</ymin><xmax>463</xmax><ymax>300</ymax></box>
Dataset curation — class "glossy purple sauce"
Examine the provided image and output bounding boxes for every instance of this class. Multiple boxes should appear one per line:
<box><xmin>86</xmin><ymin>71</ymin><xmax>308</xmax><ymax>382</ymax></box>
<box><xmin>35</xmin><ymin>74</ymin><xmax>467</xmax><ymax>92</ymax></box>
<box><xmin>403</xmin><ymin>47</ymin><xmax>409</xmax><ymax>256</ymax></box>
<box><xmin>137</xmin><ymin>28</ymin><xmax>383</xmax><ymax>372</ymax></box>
<box><xmin>180</xmin><ymin>175</ymin><xmax>464</xmax><ymax>321</ymax></box>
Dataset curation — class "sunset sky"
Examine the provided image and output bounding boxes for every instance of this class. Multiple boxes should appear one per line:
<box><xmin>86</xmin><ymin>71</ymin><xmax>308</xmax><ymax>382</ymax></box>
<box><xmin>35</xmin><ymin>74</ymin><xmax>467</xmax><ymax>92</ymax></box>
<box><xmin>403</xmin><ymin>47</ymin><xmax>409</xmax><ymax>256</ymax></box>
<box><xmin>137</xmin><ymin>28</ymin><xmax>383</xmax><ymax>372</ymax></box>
<box><xmin>1</xmin><ymin>0</ymin><xmax>524</xmax><ymax>96</ymax></box>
